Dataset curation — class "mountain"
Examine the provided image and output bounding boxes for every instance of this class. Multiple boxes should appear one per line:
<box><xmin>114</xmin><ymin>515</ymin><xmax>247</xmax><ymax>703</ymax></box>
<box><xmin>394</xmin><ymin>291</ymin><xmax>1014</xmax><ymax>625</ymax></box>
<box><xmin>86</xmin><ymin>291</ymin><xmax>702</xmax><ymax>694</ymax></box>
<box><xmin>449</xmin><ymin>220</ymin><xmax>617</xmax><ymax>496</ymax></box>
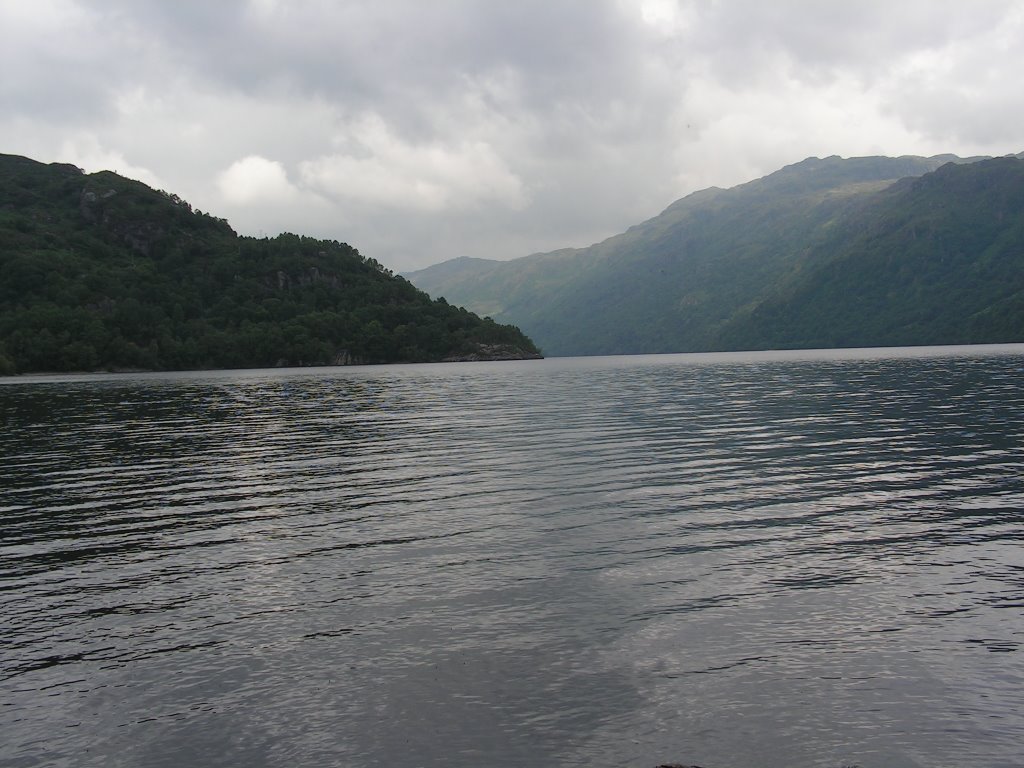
<box><xmin>0</xmin><ymin>153</ymin><xmax>540</xmax><ymax>374</ymax></box>
<box><xmin>718</xmin><ymin>156</ymin><xmax>1024</xmax><ymax>349</ymax></box>
<box><xmin>406</xmin><ymin>153</ymin><xmax>1024</xmax><ymax>356</ymax></box>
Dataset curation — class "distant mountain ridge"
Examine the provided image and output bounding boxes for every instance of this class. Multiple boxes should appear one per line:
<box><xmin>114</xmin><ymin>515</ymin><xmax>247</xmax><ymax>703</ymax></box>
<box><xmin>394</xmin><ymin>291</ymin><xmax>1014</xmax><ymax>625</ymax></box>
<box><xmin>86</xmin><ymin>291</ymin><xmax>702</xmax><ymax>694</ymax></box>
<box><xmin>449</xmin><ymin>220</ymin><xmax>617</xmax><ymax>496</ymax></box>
<box><xmin>0</xmin><ymin>153</ymin><xmax>540</xmax><ymax>374</ymax></box>
<box><xmin>407</xmin><ymin>153</ymin><xmax>1024</xmax><ymax>355</ymax></box>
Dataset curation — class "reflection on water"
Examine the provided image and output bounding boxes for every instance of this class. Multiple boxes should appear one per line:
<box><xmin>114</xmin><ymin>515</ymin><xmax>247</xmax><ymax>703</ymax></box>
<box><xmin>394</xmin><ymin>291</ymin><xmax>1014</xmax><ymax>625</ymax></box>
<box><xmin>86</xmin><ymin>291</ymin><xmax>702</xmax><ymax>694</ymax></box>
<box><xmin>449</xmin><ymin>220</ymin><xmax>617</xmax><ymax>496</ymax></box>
<box><xmin>2</xmin><ymin>345</ymin><xmax>1024</xmax><ymax>768</ymax></box>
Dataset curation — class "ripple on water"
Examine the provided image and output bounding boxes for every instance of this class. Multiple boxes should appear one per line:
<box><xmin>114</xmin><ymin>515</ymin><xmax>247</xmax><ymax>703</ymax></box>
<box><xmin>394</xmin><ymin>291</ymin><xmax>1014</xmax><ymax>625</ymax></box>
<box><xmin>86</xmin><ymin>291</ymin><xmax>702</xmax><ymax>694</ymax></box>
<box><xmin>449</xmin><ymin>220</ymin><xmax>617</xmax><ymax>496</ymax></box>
<box><xmin>2</xmin><ymin>347</ymin><xmax>1024</xmax><ymax>768</ymax></box>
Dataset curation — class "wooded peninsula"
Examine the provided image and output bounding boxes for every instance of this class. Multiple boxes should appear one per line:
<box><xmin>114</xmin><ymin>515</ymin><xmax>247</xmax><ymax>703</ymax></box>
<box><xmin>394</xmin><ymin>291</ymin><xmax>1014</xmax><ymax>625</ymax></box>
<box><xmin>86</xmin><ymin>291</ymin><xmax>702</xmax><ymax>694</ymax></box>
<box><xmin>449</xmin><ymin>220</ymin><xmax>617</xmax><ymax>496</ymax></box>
<box><xmin>0</xmin><ymin>154</ymin><xmax>541</xmax><ymax>375</ymax></box>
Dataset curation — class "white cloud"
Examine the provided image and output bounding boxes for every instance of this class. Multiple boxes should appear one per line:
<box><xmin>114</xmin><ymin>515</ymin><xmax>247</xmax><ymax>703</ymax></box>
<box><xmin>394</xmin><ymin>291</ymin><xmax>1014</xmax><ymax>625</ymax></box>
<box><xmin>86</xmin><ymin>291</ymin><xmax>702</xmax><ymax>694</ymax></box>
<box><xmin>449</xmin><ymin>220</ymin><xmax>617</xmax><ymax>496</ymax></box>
<box><xmin>56</xmin><ymin>134</ymin><xmax>164</xmax><ymax>189</ymax></box>
<box><xmin>636</xmin><ymin>0</ymin><xmax>693</xmax><ymax>36</ymax></box>
<box><xmin>1</xmin><ymin>1</ymin><xmax>1023</xmax><ymax>271</ymax></box>
<box><xmin>879</xmin><ymin>5</ymin><xmax>1024</xmax><ymax>149</ymax></box>
<box><xmin>217</xmin><ymin>155</ymin><xmax>298</xmax><ymax>205</ymax></box>
<box><xmin>299</xmin><ymin>113</ymin><xmax>526</xmax><ymax>212</ymax></box>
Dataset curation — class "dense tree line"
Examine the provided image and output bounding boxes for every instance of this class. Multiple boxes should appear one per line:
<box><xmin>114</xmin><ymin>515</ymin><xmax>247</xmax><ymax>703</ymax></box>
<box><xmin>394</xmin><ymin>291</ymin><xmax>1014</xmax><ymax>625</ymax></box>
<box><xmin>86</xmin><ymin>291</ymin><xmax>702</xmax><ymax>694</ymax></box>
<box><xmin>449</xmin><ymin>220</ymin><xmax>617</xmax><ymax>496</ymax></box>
<box><xmin>0</xmin><ymin>154</ymin><xmax>540</xmax><ymax>374</ymax></box>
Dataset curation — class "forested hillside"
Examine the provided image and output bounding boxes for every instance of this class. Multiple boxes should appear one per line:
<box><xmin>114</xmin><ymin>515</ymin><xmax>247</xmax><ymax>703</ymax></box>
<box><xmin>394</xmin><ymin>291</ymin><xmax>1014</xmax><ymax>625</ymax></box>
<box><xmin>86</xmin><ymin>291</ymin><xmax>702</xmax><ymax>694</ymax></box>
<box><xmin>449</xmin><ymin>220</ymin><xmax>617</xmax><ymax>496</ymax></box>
<box><xmin>0</xmin><ymin>154</ymin><xmax>540</xmax><ymax>374</ymax></box>
<box><xmin>407</xmin><ymin>153</ymin><xmax>1024</xmax><ymax>355</ymax></box>
<box><xmin>718</xmin><ymin>157</ymin><xmax>1024</xmax><ymax>349</ymax></box>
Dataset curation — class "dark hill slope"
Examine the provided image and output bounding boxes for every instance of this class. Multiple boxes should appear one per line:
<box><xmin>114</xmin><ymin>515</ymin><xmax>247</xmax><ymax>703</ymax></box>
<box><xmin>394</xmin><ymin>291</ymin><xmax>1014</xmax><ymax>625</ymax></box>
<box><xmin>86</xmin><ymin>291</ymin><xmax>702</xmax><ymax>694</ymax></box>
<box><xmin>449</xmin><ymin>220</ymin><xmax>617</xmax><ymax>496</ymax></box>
<box><xmin>718</xmin><ymin>156</ymin><xmax>1024</xmax><ymax>349</ymax></box>
<box><xmin>0</xmin><ymin>153</ymin><xmax>540</xmax><ymax>374</ymax></box>
<box><xmin>407</xmin><ymin>154</ymin><xmax>990</xmax><ymax>355</ymax></box>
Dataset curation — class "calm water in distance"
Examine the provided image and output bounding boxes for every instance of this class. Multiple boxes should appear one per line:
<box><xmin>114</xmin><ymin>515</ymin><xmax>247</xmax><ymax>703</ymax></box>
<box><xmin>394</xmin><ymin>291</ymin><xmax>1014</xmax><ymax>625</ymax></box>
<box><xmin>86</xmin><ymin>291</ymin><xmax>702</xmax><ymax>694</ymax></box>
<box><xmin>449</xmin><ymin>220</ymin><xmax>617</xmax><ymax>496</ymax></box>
<box><xmin>2</xmin><ymin>345</ymin><xmax>1024</xmax><ymax>768</ymax></box>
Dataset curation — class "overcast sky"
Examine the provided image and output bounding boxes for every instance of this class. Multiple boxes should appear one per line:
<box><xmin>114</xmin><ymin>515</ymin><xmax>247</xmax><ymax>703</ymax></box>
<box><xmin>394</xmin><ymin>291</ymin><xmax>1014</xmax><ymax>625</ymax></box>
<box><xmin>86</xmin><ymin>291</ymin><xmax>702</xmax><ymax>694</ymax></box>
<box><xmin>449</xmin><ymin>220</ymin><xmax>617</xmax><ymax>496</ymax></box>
<box><xmin>2</xmin><ymin>1</ymin><xmax>1022</xmax><ymax>271</ymax></box>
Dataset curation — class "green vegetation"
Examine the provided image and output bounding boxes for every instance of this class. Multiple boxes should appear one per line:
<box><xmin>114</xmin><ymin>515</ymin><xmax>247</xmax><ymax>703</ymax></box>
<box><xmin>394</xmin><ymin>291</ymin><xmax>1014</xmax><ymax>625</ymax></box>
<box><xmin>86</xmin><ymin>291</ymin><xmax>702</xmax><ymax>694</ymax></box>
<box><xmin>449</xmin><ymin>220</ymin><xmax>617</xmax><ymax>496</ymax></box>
<box><xmin>408</xmin><ymin>153</ymin><xmax>1024</xmax><ymax>355</ymax></box>
<box><xmin>0</xmin><ymin>153</ymin><xmax>540</xmax><ymax>374</ymax></box>
<box><xmin>718</xmin><ymin>157</ymin><xmax>1024</xmax><ymax>349</ymax></box>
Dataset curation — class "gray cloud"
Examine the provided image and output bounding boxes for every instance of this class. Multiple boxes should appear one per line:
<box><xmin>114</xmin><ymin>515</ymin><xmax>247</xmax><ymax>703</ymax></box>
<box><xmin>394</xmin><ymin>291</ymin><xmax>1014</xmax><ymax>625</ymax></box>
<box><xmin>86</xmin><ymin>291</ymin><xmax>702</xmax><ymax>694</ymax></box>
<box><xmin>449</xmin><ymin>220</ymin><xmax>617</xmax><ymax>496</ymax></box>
<box><xmin>2</xmin><ymin>1</ymin><xmax>1022</xmax><ymax>271</ymax></box>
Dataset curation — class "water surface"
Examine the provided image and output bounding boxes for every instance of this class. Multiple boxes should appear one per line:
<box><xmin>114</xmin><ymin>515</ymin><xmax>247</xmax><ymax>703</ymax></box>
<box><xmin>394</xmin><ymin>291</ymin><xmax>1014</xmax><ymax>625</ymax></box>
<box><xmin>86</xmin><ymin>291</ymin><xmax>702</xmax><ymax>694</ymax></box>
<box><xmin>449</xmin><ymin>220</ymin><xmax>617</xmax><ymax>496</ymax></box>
<box><xmin>2</xmin><ymin>345</ymin><xmax>1024</xmax><ymax>767</ymax></box>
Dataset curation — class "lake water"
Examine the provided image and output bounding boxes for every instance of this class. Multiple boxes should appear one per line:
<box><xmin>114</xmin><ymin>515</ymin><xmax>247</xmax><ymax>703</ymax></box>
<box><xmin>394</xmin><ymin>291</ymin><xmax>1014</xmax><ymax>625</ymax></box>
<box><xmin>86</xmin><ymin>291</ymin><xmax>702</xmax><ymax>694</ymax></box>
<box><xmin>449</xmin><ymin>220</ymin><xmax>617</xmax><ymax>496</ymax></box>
<box><xmin>2</xmin><ymin>345</ymin><xmax>1024</xmax><ymax>768</ymax></box>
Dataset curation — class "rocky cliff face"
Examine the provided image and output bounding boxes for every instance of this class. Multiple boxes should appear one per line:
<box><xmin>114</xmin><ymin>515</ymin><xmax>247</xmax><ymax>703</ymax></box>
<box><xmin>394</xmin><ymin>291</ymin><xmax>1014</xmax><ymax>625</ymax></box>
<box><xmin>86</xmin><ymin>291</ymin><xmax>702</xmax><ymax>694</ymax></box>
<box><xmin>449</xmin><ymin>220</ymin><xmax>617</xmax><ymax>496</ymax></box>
<box><xmin>268</xmin><ymin>266</ymin><xmax>342</xmax><ymax>291</ymax></box>
<box><xmin>80</xmin><ymin>187</ymin><xmax>163</xmax><ymax>256</ymax></box>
